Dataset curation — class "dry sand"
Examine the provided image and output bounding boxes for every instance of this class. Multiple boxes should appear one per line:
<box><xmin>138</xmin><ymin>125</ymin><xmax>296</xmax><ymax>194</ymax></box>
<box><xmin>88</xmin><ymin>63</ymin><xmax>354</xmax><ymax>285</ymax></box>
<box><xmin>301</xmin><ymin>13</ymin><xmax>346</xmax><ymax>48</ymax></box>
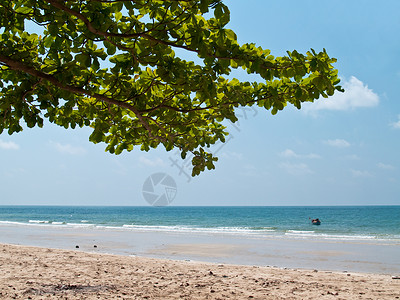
<box><xmin>1</xmin><ymin>243</ymin><xmax>399</xmax><ymax>299</ymax></box>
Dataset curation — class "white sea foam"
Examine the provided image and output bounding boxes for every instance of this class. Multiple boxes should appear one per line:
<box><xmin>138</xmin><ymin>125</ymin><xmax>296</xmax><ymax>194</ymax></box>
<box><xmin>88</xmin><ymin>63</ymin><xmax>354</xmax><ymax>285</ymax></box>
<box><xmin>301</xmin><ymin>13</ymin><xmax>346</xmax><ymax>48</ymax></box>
<box><xmin>96</xmin><ymin>225</ymin><xmax>122</xmax><ymax>230</ymax></box>
<box><xmin>66</xmin><ymin>223</ymin><xmax>95</xmax><ymax>228</ymax></box>
<box><xmin>284</xmin><ymin>231</ymin><xmax>378</xmax><ymax>241</ymax></box>
<box><xmin>28</xmin><ymin>220</ymin><xmax>50</xmax><ymax>224</ymax></box>
<box><xmin>314</xmin><ymin>234</ymin><xmax>377</xmax><ymax>240</ymax></box>
<box><xmin>0</xmin><ymin>221</ymin><xmax>27</xmax><ymax>226</ymax></box>
<box><xmin>120</xmin><ymin>225</ymin><xmax>276</xmax><ymax>236</ymax></box>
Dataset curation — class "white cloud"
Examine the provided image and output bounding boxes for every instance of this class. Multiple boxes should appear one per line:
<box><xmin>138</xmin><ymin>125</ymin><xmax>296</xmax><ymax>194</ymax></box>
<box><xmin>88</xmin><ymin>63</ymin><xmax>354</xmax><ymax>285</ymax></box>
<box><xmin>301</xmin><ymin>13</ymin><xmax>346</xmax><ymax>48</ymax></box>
<box><xmin>279</xmin><ymin>162</ymin><xmax>313</xmax><ymax>175</ymax></box>
<box><xmin>377</xmin><ymin>163</ymin><xmax>395</xmax><ymax>170</ymax></box>
<box><xmin>279</xmin><ymin>149</ymin><xmax>320</xmax><ymax>159</ymax></box>
<box><xmin>351</xmin><ymin>169</ymin><xmax>373</xmax><ymax>178</ymax></box>
<box><xmin>139</xmin><ymin>156</ymin><xmax>166</xmax><ymax>167</ymax></box>
<box><xmin>323</xmin><ymin>139</ymin><xmax>350</xmax><ymax>148</ymax></box>
<box><xmin>0</xmin><ymin>139</ymin><xmax>19</xmax><ymax>150</ymax></box>
<box><xmin>390</xmin><ymin>115</ymin><xmax>400</xmax><ymax>129</ymax></box>
<box><xmin>304</xmin><ymin>76</ymin><xmax>379</xmax><ymax>112</ymax></box>
<box><xmin>52</xmin><ymin>142</ymin><xmax>86</xmax><ymax>155</ymax></box>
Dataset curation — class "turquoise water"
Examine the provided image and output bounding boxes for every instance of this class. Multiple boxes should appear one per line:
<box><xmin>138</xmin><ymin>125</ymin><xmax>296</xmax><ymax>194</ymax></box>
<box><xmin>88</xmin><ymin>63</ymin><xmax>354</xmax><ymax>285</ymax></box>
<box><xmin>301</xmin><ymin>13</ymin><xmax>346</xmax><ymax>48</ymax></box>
<box><xmin>1</xmin><ymin>206</ymin><xmax>399</xmax><ymax>241</ymax></box>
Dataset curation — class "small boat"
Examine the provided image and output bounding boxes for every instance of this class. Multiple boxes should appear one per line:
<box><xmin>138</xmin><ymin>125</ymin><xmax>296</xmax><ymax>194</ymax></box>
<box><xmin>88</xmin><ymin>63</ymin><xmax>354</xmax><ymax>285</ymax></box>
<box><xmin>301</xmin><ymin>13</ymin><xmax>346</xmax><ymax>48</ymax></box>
<box><xmin>311</xmin><ymin>218</ymin><xmax>321</xmax><ymax>225</ymax></box>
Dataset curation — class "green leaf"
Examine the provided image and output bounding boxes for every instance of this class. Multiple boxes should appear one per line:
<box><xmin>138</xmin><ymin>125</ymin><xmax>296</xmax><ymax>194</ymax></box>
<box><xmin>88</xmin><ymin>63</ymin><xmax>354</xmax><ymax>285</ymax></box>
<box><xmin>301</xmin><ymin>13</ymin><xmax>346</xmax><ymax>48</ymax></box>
<box><xmin>48</xmin><ymin>24</ymin><xmax>58</xmax><ymax>36</ymax></box>
<box><xmin>104</xmin><ymin>41</ymin><xmax>116</xmax><ymax>55</ymax></box>
<box><xmin>115</xmin><ymin>11</ymin><xmax>122</xmax><ymax>22</ymax></box>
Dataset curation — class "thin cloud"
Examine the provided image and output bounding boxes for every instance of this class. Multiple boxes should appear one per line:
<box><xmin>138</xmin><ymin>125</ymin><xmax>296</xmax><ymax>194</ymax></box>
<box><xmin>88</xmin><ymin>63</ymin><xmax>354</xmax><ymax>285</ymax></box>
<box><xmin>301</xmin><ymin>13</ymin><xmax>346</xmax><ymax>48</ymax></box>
<box><xmin>221</xmin><ymin>151</ymin><xmax>243</xmax><ymax>160</ymax></box>
<box><xmin>304</xmin><ymin>76</ymin><xmax>379</xmax><ymax>112</ymax></box>
<box><xmin>239</xmin><ymin>164</ymin><xmax>258</xmax><ymax>177</ymax></box>
<box><xmin>3</xmin><ymin>167</ymin><xmax>26</xmax><ymax>177</ymax></box>
<box><xmin>139</xmin><ymin>156</ymin><xmax>166</xmax><ymax>167</ymax></box>
<box><xmin>351</xmin><ymin>169</ymin><xmax>373</xmax><ymax>178</ymax></box>
<box><xmin>279</xmin><ymin>162</ymin><xmax>313</xmax><ymax>175</ymax></box>
<box><xmin>52</xmin><ymin>142</ymin><xmax>86</xmax><ymax>155</ymax></box>
<box><xmin>280</xmin><ymin>149</ymin><xmax>298</xmax><ymax>158</ymax></box>
<box><xmin>343</xmin><ymin>154</ymin><xmax>360</xmax><ymax>160</ymax></box>
<box><xmin>279</xmin><ymin>149</ymin><xmax>320</xmax><ymax>159</ymax></box>
<box><xmin>377</xmin><ymin>163</ymin><xmax>395</xmax><ymax>170</ymax></box>
<box><xmin>323</xmin><ymin>139</ymin><xmax>350</xmax><ymax>148</ymax></box>
<box><xmin>113</xmin><ymin>161</ymin><xmax>129</xmax><ymax>176</ymax></box>
<box><xmin>0</xmin><ymin>139</ymin><xmax>19</xmax><ymax>150</ymax></box>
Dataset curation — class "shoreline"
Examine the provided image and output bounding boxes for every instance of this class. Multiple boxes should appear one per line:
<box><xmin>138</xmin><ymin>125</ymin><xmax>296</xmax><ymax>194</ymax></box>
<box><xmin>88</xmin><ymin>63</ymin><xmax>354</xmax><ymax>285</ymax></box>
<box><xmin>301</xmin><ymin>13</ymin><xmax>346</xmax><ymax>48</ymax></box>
<box><xmin>1</xmin><ymin>223</ymin><xmax>400</xmax><ymax>275</ymax></box>
<box><xmin>1</xmin><ymin>243</ymin><xmax>400</xmax><ymax>299</ymax></box>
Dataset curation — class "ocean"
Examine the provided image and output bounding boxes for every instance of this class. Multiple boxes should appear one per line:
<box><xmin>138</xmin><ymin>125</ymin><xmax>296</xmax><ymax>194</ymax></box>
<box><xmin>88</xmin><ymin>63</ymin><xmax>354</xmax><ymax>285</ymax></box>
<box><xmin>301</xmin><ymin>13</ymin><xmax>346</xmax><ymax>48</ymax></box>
<box><xmin>1</xmin><ymin>205</ymin><xmax>399</xmax><ymax>242</ymax></box>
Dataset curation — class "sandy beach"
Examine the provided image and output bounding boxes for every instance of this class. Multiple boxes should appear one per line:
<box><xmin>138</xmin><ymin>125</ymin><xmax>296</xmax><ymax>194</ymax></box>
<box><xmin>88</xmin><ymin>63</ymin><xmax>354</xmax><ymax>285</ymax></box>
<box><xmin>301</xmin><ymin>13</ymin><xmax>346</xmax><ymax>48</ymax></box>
<box><xmin>1</xmin><ymin>243</ymin><xmax>399</xmax><ymax>299</ymax></box>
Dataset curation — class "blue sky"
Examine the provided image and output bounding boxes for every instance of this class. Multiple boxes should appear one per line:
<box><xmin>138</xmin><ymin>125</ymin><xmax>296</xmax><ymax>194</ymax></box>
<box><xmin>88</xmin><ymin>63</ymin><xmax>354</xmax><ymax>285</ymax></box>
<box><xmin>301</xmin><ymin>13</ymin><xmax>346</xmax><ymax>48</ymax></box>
<box><xmin>1</xmin><ymin>0</ymin><xmax>400</xmax><ymax>206</ymax></box>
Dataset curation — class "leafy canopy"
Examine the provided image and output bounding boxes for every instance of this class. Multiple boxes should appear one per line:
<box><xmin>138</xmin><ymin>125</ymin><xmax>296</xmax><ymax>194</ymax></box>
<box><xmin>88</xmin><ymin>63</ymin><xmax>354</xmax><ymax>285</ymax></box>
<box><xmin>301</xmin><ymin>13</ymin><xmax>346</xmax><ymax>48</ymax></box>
<box><xmin>0</xmin><ymin>0</ymin><xmax>342</xmax><ymax>175</ymax></box>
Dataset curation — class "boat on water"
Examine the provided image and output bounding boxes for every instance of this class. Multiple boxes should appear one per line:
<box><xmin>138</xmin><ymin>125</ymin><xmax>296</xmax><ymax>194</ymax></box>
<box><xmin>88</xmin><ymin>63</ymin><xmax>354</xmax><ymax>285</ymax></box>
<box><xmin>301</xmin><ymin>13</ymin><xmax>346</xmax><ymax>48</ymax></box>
<box><xmin>311</xmin><ymin>218</ymin><xmax>321</xmax><ymax>225</ymax></box>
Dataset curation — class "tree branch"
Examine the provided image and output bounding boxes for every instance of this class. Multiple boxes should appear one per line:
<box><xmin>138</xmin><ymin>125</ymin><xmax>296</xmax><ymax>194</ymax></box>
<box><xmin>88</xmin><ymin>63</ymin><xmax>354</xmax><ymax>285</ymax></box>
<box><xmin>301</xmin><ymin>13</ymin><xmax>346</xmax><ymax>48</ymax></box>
<box><xmin>0</xmin><ymin>54</ymin><xmax>155</xmax><ymax>137</ymax></box>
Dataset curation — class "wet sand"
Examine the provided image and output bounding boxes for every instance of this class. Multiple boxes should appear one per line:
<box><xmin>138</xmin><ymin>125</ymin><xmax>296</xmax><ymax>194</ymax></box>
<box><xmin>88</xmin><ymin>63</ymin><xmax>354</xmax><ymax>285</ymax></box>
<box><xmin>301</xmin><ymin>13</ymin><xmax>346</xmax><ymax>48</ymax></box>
<box><xmin>1</xmin><ymin>223</ymin><xmax>399</xmax><ymax>274</ymax></box>
<box><xmin>1</xmin><ymin>243</ymin><xmax>400</xmax><ymax>299</ymax></box>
